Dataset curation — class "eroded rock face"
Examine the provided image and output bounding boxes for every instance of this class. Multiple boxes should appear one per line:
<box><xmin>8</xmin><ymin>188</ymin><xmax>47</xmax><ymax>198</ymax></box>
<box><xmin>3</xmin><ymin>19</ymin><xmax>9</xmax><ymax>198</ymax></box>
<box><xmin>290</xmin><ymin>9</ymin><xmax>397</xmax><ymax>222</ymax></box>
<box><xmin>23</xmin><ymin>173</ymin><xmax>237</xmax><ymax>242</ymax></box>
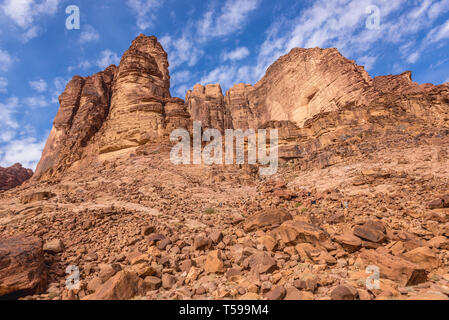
<box><xmin>35</xmin><ymin>35</ymin><xmax>191</xmax><ymax>179</ymax></box>
<box><xmin>248</xmin><ymin>47</ymin><xmax>378</xmax><ymax>127</ymax></box>
<box><xmin>35</xmin><ymin>66</ymin><xmax>117</xmax><ymax>178</ymax></box>
<box><xmin>0</xmin><ymin>235</ymin><xmax>47</xmax><ymax>299</ymax></box>
<box><xmin>0</xmin><ymin>164</ymin><xmax>33</xmax><ymax>191</ymax></box>
<box><xmin>99</xmin><ymin>35</ymin><xmax>171</xmax><ymax>153</ymax></box>
<box><xmin>33</xmin><ymin>34</ymin><xmax>449</xmax><ymax>179</ymax></box>
<box><xmin>185</xmin><ymin>84</ymin><xmax>233</xmax><ymax>133</ymax></box>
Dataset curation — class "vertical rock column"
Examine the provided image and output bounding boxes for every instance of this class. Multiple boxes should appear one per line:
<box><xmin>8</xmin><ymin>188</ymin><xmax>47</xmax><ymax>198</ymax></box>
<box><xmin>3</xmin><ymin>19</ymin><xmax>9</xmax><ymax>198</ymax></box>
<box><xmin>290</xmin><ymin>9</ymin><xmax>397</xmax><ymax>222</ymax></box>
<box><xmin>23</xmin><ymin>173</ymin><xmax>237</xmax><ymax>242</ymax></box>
<box><xmin>99</xmin><ymin>35</ymin><xmax>172</xmax><ymax>153</ymax></box>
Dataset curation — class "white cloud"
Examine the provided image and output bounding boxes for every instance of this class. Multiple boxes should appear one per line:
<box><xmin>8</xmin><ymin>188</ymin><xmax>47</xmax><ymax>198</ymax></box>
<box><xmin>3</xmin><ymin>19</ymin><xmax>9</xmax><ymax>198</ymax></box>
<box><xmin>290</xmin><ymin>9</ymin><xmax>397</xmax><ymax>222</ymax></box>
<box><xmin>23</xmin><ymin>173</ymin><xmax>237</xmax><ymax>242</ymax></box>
<box><xmin>1</xmin><ymin>0</ymin><xmax>61</xmax><ymax>41</ymax></box>
<box><xmin>0</xmin><ymin>94</ymin><xmax>47</xmax><ymax>169</ymax></box>
<box><xmin>426</xmin><ymin>19</ymin><xmax>449</xmax><ymax>43</ymax></box>
<box><xmin>67</xmin><ymin>60</ymin><xmax>92</xmax><ymax>73</ymax></box>
<box><xmin>0</xmin><ymin>96</ymin><xmax>19</xmax><ymax>129</ymax></box>
<box><xmin>163</xmin><ymin>33</ymin><xmax>203</xmax><ymax>69</ymax></box>
<box><xmin>197</xmin><ymin>0</ymin><xmax>260</xmax><ymax>40</ymax></box>
<box><xmin>96</xmin><ymin>50</ymin><xmax>120</xmax><ymax>69</ymax></box>
<box><xmin>51</xmin><ymin>77</ymin><xmax>69</xmax><ymax>104</ymax></box>
<box><xmin>126</xmin><ymin>0</ymin><xmax>163</xmax><ymax>30</ymax></box>
<box><xmin>0</xmin><ymin>49</ymin><xmax>13</xmax><ymax>71</ymax></box>
<box><xmin>223</xmin><ymin>47</ymin><xmax>250</xmax><ymax>61</ymax></box>
<box><xmin>428</xmin><ymin>0</ymin><xmax>449</xmax><ymax>20</ymax></box>
<box><xmin>199</xmin><ymin>65</ymin><xmax>252</xmax><ymax>90</ymax></box>
<box><xmin>29</xmin><ymin>79</ymin><xmax>47</xmax><ymax>92</ymax></box>
<box><xmin>0</xmin><ymin>136</ymin><xmax>46</xmax><ymax>169</ymax></box>
<box><xmin>172</xmin><ymin>70</ymin><xmax>191</xmax><ymax>83</ymax></box>
<box><xmin>407</xmin><ymin>51</ymin><xmax>421</xmax><ymax>64</ymax></box>
<box><xmin>0</xmin><ymin>77</ymin><xmax>7</xmax><ymax>93</ymax></box>
<box><xmin>23</xmin><ymin>95</ymin><xmax>49</xmax><ymax>108</ymax></box>
<box><xmin>79</xmin><ymin>25</ymin><xmax>100</xmax><ymax>44</ymax></box>
<box><xmin>357</xmin><ymin>55</ymin><xmax>377</xmax><ymax>71</ymax></box>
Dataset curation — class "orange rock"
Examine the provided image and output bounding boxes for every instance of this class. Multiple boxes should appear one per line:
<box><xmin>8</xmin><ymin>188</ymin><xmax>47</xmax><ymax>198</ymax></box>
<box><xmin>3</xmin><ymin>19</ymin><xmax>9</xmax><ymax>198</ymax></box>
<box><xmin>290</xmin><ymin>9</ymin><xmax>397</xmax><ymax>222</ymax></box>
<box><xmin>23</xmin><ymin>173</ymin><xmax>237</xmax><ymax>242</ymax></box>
<box><xmin>359</xmin><ymin>249</ymin><xmax>427</xmax><ymax>286</ymax></box>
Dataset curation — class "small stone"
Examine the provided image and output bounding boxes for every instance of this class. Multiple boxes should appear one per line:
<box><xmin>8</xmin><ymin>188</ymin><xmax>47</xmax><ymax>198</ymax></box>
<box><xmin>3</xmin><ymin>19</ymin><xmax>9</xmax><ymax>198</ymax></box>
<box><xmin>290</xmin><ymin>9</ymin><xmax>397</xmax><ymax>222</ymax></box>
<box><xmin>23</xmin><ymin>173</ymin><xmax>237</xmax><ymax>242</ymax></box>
<box><xmin>98</xmin><ymin>263</ymin><xmax>122</xmax><ymax>283</ymax></box>
<box><xmin>428</xmin><ymin>199</ymin><xmax>444</xmax><ymax>210</ymax></box>
<box><xmin>331</xmin><ymin>285</ymin><xmax>359</xmax><ymax>300</ymax></box>
<box><xmin>353</xmin><ymin>221</ymin><xmax>386</xmax><ymax>243</ymax></box>
<box><xmin>142</xmin><ymin>225</ymin><xmax>155</xmax><ymax>236</ymax></box>
<box><xmin>284</xmin><ymin>287</ymin><xmax>303</xmax><ymax>300</ymax></box>
<box><xmin>157</xmin><ymin>238</ymin><xmax>171</xmax><ymax>250</ymax></box>
<box><xmin>266</xmin><ymin>285</ymin><xmax>286</xmax><ymax>300</ymax></box>
<box><xmin>247</xmin><ymin>252</ymin><xmax>277</xmax><ymax>274</ymax></box>
<box><xmin>204</xmin><ymin>250</ymin><xmax>225</xmax><ymax>274</ymax></box>
<box><xmin>43</xmin><ymin>239</ymin><xmax>64</xmax><ymax>254</ymax></box>
<box><xmin>178</xmin><ymin>259</ymin><xmax>196</xmax><ymax>273</ymax></box>
<box><xmin>144</xmin><ymin>276</ymin><xmax>162</xmax><ymax>290</ymax></box>
<box><xmin>193</xmin><ymin>236</ymin><xmax>212</xmax><ymax>251</ymax></box>
<box><xmin>162</xmin><ymin>274</ymin><xmax>176</xmax><ymax>290</ymax></box>
<box><xmin>428</xmin><ymin>236</ymin><xmax>449</xmax><ymax>250</ymax></box>
<box><xmin>210</xmin><ymin>231</ymin><xmax>223</xmax><ymax>244</ymax></box>
<box><xmin>259</xmin><ymin>235</ymin><xmax>277</xmax><ymax>251</ymax></box>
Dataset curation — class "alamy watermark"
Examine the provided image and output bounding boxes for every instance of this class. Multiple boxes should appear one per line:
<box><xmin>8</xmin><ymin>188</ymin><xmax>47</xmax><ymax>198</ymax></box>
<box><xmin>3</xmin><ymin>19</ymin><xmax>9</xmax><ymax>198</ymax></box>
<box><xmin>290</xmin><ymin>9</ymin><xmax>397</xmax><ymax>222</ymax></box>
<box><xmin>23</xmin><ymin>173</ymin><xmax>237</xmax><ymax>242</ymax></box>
<box><xmin>366</xmin><ymin>5</ymin><xmax>380</xmax><ymax>30</ymax></box>
<box><xmin>65</xmin><ymin>5</ymin><xmax>80</xmax><ymax>30</ymax></box>
<box><xmin>65</xmin><ymin>265</ymin><xmax>80</xmax><ymax>290</ymax></box>
<box><xmin>365</xmin><ymin>265</ymin><xmax>380</xmax><ymax>290</ymax></box>
<box><xmin>170</xmin><ymin>121</ymin><xmax>279</xmax><ymax>176</ymax></box>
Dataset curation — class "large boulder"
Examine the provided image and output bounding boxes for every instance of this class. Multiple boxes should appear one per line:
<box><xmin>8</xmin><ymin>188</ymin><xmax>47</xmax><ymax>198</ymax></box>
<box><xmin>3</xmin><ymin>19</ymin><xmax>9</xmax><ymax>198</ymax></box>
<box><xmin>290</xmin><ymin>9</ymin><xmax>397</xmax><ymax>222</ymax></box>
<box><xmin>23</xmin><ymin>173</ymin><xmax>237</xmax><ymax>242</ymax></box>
<box><xmin>359</xmin><ymin>249</ymin><xmax>427</xmax><ymax>286</ymax></box>
<box><xmin>243</xmin><ymin>209</ymin><xmax>293</xmax><ymax>232</ymax></box>
<box><xmin>83</xmin><ymin>270</ymin><xmax>145</xmax><ymax>300</ymax></box>
<box><xmin>278</xmin><ymin>220</ymin><xmax>328</xmax><ymax>245</ymax></box>
<box><xmin>0</xmin><ymin>235</ymin><xmax>47</xmax><ymax>299</ymax></box>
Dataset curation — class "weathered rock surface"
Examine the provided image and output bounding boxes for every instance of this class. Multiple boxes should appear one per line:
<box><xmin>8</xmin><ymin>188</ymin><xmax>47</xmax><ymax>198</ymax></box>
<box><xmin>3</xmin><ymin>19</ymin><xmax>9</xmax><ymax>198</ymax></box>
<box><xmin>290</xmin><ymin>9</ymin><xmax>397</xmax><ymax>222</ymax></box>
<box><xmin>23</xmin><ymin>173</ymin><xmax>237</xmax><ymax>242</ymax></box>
<box><xmin>0</xmin><ymin>164</ymin><xmax>33</xmax><ymax>191</ymax></box>
<box><xmin>0</xmin><ymin>235</ymin><xmax>47</xmax><ymax>299</ymax></box>
<box><xmin>83</xmin><ymin>270</ymin><xmax>145</xmax><ymax>300</ymax></box>
<box><xmin>1</xmin><ymin>34</ymin><xmax>449</xmax><ymax>301</ymax></box>
<box><xmin>359</xmin><ymin>249</ymin><xmax>427</xmax><ymax>286</ymax></box>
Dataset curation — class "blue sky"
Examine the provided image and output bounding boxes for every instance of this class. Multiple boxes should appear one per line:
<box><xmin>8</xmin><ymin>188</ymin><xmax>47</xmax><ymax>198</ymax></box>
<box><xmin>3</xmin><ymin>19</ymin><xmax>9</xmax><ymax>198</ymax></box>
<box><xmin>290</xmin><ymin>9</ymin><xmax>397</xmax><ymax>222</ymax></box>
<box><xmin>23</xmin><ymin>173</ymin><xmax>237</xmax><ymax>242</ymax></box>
<box><xmin>0</xmin><ymin>0</ymin><xmax>449</xmax><ymax>169</ymax></box>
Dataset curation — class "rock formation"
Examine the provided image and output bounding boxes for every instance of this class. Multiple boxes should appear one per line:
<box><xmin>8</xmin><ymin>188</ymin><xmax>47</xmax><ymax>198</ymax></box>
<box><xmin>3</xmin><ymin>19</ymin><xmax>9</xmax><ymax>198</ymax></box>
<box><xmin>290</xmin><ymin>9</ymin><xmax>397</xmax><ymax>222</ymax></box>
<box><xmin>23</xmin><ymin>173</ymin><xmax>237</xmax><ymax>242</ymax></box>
<box><xmin>0</xmin><ymin>163</ymin><xmax>33</xmax><ymax>191</ymax></box>
<box><xmin>34</xmin><ymin>34</ymin><xmax>449</xmax><ymax>179</ymax></box>
<box><xmin>0</xmin><ymin>235</ymin><xmax>47</xmax><ymax>299</ymax></box>
<box><xmin>4</xmin><ymin>34</ymin><xmax>449</xmax><ymax>301</ymax></box>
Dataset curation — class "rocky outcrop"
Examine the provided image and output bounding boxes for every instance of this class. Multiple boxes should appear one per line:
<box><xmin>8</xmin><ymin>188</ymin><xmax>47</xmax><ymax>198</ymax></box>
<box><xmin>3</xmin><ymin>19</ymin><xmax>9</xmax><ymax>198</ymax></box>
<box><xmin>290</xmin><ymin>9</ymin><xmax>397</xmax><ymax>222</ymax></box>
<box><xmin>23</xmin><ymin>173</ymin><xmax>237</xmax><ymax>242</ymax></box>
<box><xmin>185</xmin><ymin>84</ymin><xmax>232</xmax><ymax>132</ymax></box>
<box><xmin>0</xmin><ymin>163</ymin><xmax>33</xmax><ymax>191</ymax></box>
<box><xmin>35</xmin><ymin>66</ymin><xmax>117</xmax><ymax>178</ymax></box>
<box><xmin>248</xmin><ymin>48</ymin><xmax>378</xmax><ymax>127</ymax></box>
<box><xmin>34</xmin><ymin>34</ymin><xmax>449</xmax><ymax>179</ymax></box>
<box><xmin>0</xmin><ymin>235</ymin><xmax>47</xmax><ymax>299</ymax></box>
<box><xmin>35</xmin><ymin>35</ymin><xmax>191</xmax><ymax>179</ymax></box>
<box><xmin>99</xmin><ymin>35</ymin><xmax>172</xmax><ymax>154</ymax></box>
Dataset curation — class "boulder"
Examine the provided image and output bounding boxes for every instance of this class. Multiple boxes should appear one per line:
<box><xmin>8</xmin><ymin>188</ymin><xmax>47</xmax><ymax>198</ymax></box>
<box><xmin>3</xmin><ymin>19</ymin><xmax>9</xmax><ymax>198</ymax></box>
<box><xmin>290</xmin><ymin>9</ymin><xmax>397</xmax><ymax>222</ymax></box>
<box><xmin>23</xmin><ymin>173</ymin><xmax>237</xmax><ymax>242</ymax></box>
<box><xmin>43</xmin><ymin>239</ymin><xmax>64</xmax><ymax>254</ymax></box>
<box><xmin>278</xmin><ymin>220</ymin><xmax>328</xmax><ymax>245</ymax></box>
<box><xmin>402</xmin><ymin>247</ymin><xmax>440</xmax><ymax>271</ymax></box>
<box><xmin>204</xmin><ymin>250</ymin><xmax>225</xmax><ymax>274</ymax></box>
<box><xmin>0</xmin><ymin>235</ymin><xmax>47</xmax><ymax>299</ymax></box>
<box><xmin>83</xmin><ymin>270</ymin><xmax>145</xmax><ymax>300</ymax></box>
<box><xmin>243</xmin><ymin>209</ymin><xmax>293</xmax><ymax>232</ymax></box>
<box><xmin>247</xmin><ymin>252</ymin><xmax>277</xmax><ymax>274</ymax></box>
<box><xmin>359</xmin><ymin>249</ymin><xmax>427</xmax><ymax>286</ymax></box>
<box><xmin>353</xmin><ymin>221</ymin><xmax>386</xmax><ymax>243</ymax></box>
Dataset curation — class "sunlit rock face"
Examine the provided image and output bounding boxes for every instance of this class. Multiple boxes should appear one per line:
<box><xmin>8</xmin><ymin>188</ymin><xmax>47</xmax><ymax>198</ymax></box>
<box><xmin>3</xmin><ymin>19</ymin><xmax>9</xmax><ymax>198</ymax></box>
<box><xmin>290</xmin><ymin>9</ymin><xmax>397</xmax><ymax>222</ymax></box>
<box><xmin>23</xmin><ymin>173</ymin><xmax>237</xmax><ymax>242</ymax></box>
<box><xmin>34</xmin><ymin>34</ymin><xmax>449</xmax><ymax>179</ymax></box>
<box><xmin>99</xmin><ymin>35</ymin><xmax>172</xmax><ymax>154</ymax></box>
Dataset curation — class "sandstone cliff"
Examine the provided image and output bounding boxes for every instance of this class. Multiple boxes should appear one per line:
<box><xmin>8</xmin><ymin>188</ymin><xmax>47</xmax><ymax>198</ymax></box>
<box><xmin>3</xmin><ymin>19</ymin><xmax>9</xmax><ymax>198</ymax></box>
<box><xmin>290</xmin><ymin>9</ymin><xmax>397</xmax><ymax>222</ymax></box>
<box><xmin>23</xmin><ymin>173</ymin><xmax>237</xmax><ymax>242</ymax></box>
<box><xmin>34</xmin><ymin>34</ymin><xmax>449</xmax><ymax>179</ymax></box>
<box><xmin>3</xmin><ymin>34</ymin><xmax>449</xmax><ymax>302</ymax></box>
